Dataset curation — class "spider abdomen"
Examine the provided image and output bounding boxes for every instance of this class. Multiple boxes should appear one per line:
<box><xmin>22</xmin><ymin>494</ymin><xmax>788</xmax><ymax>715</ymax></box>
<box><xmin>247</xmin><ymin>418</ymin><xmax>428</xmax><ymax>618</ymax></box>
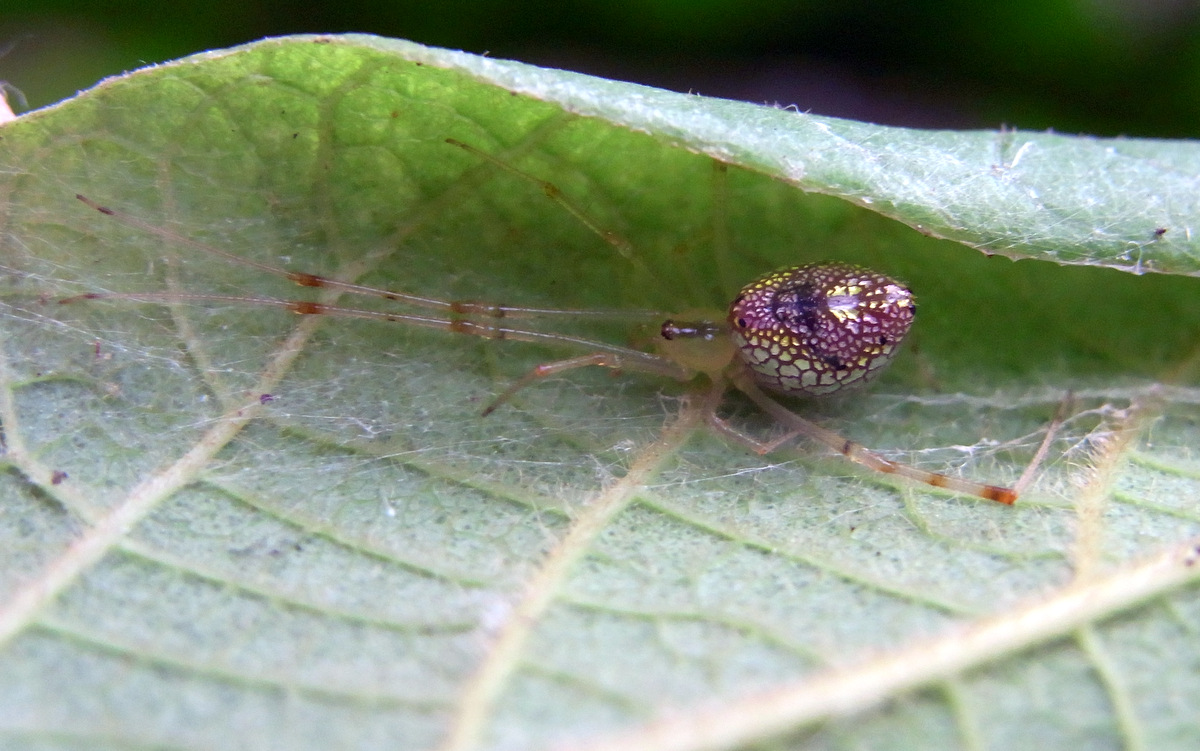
<box><xmin>727</xmin><ymin>262</ymin><xmax>915</xmax><ymax>397</ymax></box>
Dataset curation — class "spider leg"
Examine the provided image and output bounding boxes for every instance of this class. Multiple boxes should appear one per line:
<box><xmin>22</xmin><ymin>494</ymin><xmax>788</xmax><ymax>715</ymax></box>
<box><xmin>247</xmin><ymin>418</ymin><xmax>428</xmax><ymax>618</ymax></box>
<box><xmin>730</xmin><ymin>369</ymin><xmax>1018</xmax><ymax>504</ymax></box>
<box><xmin>706</xmin><ymin>411</ymin><xmax>808</xmax><ymax>455</ymax></box>
<box><xmin>482</xmin><ymin>351</ymin><xmax>693</xmax><ymax>416</ymax></box>
<box><xmin>1012</xmin><ymin>391</ymin><xmax>1072</xmax><ymax>497</ymax></box>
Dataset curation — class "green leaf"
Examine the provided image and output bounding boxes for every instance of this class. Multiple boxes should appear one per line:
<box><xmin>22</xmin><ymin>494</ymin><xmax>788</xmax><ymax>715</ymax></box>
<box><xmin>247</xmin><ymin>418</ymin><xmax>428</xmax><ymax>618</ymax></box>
<box><xmin>3</xmin><ymin>34</ymin><xmax>1200</xmax><ymax>751</ymax></box>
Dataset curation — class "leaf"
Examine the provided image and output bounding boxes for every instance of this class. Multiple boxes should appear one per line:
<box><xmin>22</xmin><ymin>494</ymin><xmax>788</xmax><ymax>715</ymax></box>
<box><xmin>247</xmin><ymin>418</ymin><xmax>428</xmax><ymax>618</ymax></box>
<box><xmin>2</xmin><ymin>34</ymin><xmax>1200</xmax><ymax>751</ymax></box>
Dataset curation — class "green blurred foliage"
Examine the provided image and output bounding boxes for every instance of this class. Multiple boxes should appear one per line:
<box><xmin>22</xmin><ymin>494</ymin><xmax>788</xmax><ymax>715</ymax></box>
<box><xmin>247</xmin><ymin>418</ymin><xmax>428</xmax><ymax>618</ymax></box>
<box><xmin>3</xmin><ymin>0</ymin><xmax>1200</xmax><ymax>136</ymax></box>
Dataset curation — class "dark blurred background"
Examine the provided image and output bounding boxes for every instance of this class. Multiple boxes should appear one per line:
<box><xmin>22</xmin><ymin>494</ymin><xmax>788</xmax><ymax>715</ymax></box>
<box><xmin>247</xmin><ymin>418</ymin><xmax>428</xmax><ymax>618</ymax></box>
<box><xmin>3</xmin><ymin>0</ymin><xmax>1200</xmax><ymax>136</ymax></box>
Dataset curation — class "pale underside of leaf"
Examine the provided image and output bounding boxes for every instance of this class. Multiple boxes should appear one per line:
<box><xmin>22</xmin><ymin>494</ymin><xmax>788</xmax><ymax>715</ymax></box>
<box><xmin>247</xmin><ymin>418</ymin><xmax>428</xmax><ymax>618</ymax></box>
<box><xmin>0</xmin><ymin>35</ymin><xmax>1199</xmax><ymax>751</ymax></box>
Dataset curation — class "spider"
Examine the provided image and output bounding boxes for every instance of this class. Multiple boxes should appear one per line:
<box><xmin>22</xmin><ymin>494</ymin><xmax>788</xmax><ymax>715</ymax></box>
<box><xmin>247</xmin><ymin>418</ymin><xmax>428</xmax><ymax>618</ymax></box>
<box><xmin>64</xmin><ymin>141</ymin><xmax>1019</xmax><ymax>504</ymax></box>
